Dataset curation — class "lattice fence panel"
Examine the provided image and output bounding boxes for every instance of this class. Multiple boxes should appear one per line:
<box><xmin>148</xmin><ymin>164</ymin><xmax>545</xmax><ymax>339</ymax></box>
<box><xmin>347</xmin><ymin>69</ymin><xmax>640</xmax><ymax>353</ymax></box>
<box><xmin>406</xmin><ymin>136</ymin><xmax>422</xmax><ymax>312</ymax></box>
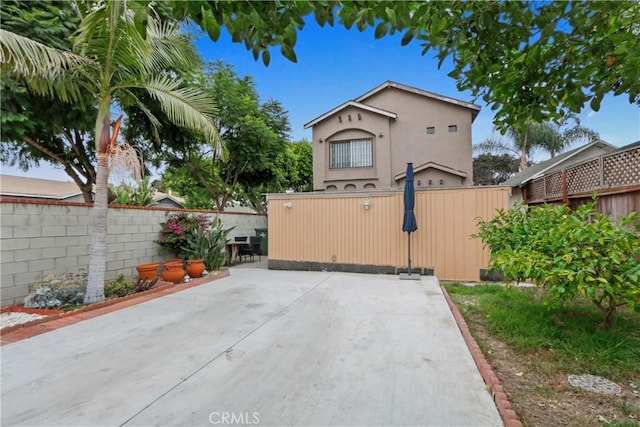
<box><xmin>566</xmin><ymin>159</ymin><xmax>600</xmax><ymax>194</ymax></box>
<box><xmin>545</xmin><ymin>172</ymin><xmax>562</xmax><ymax>198</ymax></box>
<box><xmin>603</xmin><ymin>147</ymin><xmax>640</xmax><ymax>186</ymax></box>
<box><xmin>528</xmin><ymin>177</ymin><xmax>545</xmax><ymax>201</ymax></box>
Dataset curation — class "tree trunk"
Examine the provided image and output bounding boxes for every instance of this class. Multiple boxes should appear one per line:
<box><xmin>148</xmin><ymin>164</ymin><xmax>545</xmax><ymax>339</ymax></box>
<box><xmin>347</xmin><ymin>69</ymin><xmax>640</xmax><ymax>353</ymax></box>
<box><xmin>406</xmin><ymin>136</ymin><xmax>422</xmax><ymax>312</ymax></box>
<box><xmin>601</xmin><ymin>294</ymin><xmax>616</xmax><ymax>329</ymax></box>
<box><xmin>80</xmin><ymin>184</ymin><xmax>93</xmax><ymax>203</ymax></box>
<box><xmin>519</xmin><ymin>127</ymin><xmax>529</xmax><ymax>172</ymax></box>
<box><xmin>84</xmin><ymin>103</ymin><xmax>111</xmax><ymax>304</ymax></box>
<box><xmin>84</xmin><ymin>152</ymin><xmax>108</xmax><ymax>303</ymax></box>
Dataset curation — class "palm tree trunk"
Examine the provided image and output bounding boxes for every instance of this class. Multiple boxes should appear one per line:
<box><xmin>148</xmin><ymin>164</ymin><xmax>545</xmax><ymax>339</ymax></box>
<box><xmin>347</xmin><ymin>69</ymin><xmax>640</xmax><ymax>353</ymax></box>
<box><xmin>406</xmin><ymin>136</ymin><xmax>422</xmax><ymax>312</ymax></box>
<box><xmin>519</xmin><ymin>127</ymin><xmax>529</xmax><ymax>172</ymax></box>
<box><xmin>84</xmin><ymin>104</ymin><xmax>111</xmax><ymax>303</ymax></box>
<box><xmin>85</xmin><ymin>153</ymin><xmax>108</xmax><ymax>303</ymax></box>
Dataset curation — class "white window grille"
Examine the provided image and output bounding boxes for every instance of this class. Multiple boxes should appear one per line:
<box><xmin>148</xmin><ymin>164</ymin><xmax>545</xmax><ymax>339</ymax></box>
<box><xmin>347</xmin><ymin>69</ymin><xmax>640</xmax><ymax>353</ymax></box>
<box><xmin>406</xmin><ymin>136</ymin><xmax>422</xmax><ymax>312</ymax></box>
<box><xmin>330</xmin><ymin>138</ymin><xmax>373</xmax><ymax>168</ymax></box>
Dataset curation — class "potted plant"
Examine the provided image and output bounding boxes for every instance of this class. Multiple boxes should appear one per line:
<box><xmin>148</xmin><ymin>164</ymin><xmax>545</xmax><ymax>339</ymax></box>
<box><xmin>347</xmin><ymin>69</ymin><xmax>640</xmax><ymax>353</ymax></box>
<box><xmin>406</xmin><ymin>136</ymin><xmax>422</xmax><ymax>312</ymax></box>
<box><xmin>136</xmin><ymin>262</ymin><xmax>159</xmax><ymax>280</ymax></box>
<box><xmin>183</xmin><ymin>219</ymin><xmax>233</xmax><ymax>275</ymax></box>
<box><xmin>185</xmin><ymin>258</ymin><xmax>206</xmax><ymax>278</ymax></box>
<box><xmin>161</xmin><ymin>259</ymin><xmax>185</xmax><ymax>283</ymax></box>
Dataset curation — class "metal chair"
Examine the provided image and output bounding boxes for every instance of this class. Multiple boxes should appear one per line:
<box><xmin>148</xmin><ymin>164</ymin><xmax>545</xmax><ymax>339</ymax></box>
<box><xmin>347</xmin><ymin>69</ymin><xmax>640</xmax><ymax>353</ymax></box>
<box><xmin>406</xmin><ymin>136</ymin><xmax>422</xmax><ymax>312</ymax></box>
<box><xmin>239</xmin><ymin>236</ymin><xmax>262</xmax><ymax>262</ymax></box>
<box><xmin>250</xmin><ymin>236</ymin><xmax>262</xmax><ymax>260</ymax></box>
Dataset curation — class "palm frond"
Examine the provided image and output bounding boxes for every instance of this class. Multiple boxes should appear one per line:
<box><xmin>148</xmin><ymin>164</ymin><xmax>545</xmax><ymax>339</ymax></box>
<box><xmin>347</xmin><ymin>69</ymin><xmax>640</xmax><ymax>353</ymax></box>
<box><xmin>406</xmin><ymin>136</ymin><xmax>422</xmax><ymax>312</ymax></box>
<box><xmin>0</xmin><ymin>29</ymin><xmax>89</xmax><ymax>78</ymax></box>
<box><xmin>562</xmin><ymin>125</ymin><xmax>599</xmax><ymax>146</ymax></box>
<box><xmin>130</xmin><ymin>75</ymin><xmax>220</xmax><ymax>145</ymax></box>
<box><xmin>474</xmin><ymin>138</ymin><xmax>520</xmax><ymax>157</ymax></box>
<box><xmin>120</xmin><ymin>88</ymin><xmax>163</xmax><ymax>144</ymax></box>
<box><xmin>0</xmin><ymin>29</ymin><xmax>93</xmax><ymax>104</ymax></box>
<box><xmin>75</xmin><ymin>1</ymin><xmax>144</xmax><ymax>84</ymax></box>
<box><xmin>143</xmin><ymin>17</ymin><xmax>202</xmax><ymax>74</ymax></box>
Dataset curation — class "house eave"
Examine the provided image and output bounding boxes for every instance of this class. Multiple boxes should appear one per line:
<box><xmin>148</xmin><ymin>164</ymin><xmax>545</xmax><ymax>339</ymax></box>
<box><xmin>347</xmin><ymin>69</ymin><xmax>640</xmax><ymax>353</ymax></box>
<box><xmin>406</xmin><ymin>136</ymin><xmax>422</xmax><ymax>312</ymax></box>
<box><xmin>303</xmin><ymin>101</ymin><xmax>397</xmax><ymax>129</ymax></box>
<box><xmin>394</xmin><ymin>161</ymin><xmax>468</xmax><ymax>181</ymax></box>
<box><xmin>0</xmin><ymin>191</ymin><xmax>83</xmax><ymax>200</ymax></box>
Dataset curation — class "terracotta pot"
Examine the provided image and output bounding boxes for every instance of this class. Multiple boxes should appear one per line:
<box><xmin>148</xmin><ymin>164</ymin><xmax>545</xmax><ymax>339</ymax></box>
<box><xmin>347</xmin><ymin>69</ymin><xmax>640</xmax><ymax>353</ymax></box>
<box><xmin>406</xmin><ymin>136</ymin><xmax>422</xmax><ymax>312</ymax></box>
<box><xmin>163</xmin><ymin>259</ymin><xmax>183</xmax><ymax>266</ymax></box>
<box><xmin>186</xmin><ymin>259</ymin><xmax>206</xmax><ymax>278</ymax></box>
<box><xmin>136</xmin><ymin>263</ymin><xmax>159</xmax><ymax>280</ymax></box>
<box><xmin>162</xmin><ymin>260</ymin><xmax>185</xmax><ymax>284</ymax></box>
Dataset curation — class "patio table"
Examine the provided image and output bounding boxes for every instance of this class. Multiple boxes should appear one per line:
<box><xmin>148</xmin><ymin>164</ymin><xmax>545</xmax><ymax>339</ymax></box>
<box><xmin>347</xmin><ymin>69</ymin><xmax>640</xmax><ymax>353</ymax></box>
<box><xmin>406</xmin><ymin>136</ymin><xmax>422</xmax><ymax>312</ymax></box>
<box><xmin>225</xmin><ymin>241</ymin><xmax>244</xmax><ymax>265</ymax></box>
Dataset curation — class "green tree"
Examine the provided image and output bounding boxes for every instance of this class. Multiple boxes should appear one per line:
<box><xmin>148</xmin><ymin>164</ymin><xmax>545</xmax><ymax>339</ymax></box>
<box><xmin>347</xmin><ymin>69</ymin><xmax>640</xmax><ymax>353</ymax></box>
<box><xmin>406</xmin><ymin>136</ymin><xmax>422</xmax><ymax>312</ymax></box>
<box><xmin>475</xmin><ymin>121</ymin><xmax>599</xmax><ymax>172</ymax></box>
<box><xmin>175</xmin><ymin>1</ymin><xmax>640</xmax><ymax>133</ymax></box>
<box><xmin>0</xmin><ymin>0</ymin><xmax>96</xmax><ymax>201</ymax></box>
<box><xmin>538</xmin><ymin>124</ymin><xmax>600</xmax><ymax>158</ymax></box>
<box><xmin>1</xmin><ymin>0</ymin><xmax>219</xmax><ymax>303</ymax></box>
<box><xmin>473</xmin><ymin>154</ymin><xmax>519</xmax><ymax>186</ymax></box>
<box><xmin>143</xmin><ymin>62</ymin><xmax>292</xmax><ymax>211</ymax></box>
<box><xmin>161</xmin><ymin>165</ymin><xmax>217</xmax><ymax>210</ymax></box>
<box><xmin>160</xmin><ymin>141</ymin><xmax>311</xmax><ymax>213</ymax></box>
<box><xmin>286</xmin><ymin>140</ymin><xmax>313</xmax><ymax>192</ymax></box>
<box><xmin>475</xmin><ymin>202</ymin><xmax>640</xmax><ymax>328</ymax></box>
<box><xmin>237</xmin><ymin>140</ymin><xmax>313</xmax><ymax>212</ymax></box>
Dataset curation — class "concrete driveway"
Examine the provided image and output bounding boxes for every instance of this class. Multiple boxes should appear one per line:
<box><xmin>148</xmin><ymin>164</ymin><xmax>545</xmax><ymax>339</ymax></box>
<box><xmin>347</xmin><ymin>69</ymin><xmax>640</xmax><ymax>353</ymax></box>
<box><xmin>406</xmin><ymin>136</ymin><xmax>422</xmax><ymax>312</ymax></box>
<box><xmin>1</xmin><ymin>269</ymin><xmax>501</xmax><ymax>426</ymax></box>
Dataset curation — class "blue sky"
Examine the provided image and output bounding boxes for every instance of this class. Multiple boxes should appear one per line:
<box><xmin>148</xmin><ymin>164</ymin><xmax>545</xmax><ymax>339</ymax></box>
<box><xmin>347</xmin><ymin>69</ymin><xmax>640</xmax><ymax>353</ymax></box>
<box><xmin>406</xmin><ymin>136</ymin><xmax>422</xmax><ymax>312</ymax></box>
<box><xmin>195</xmin><ymin>21</ymin><xmax>639</xmax><ymax>148</ymax></box>
<box><xmin>4</xmin><ymin>19</ymin><xmax>639</xmax><ymax>181</ymax></box>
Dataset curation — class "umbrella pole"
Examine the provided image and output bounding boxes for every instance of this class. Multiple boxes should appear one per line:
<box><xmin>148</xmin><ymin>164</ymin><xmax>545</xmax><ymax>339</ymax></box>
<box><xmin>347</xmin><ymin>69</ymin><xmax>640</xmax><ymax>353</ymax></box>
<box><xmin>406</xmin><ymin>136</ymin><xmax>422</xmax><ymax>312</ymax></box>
<box><xmin>408</xmin><ymin>232</ymin><xmax>412</xmax><ymax>276</ymax></box>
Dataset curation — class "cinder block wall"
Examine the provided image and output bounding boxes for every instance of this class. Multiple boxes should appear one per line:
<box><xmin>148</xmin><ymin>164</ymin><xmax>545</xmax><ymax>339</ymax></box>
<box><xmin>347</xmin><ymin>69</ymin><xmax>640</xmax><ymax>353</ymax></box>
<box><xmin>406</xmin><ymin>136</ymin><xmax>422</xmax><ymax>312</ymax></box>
<box><xmin>0</xmin><ymin>200</ymin><xmax>267</xmax><ymax>306</ymax></box>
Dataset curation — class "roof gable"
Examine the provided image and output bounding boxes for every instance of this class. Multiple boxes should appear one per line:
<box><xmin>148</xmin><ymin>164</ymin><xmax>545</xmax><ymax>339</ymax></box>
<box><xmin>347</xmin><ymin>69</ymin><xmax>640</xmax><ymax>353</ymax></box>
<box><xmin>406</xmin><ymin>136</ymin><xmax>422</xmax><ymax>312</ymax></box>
<box><xmin>356</xmin><ymin>81</ymin><xmax>481</xmax><ymax>121</ymax></box>
<box><xmin>394</xmin><ymin>161</ymin><xmax>468</xmax><ymax>181</ymax></box>
<box><xmin>304</xmin><ymin>81</ymin><xmax>480</xmax><ymax>129</ymax></box>
<box><xmin>303</xmin><ymin>101</ymin><xmax>397</xmax><ymax>129</ymax></box>
<box><xmin>153</xmin><ymin>191</ymin><xmax>185</xmax><ymax>207</ymax></box>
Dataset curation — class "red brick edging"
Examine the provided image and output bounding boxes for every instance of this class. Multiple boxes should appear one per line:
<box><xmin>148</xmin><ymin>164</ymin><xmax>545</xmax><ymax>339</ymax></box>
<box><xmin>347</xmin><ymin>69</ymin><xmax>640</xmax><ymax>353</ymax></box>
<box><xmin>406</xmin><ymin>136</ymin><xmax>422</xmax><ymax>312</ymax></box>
<box><xmin>1</xmin><ymin>270</ymin><xmax>230</xmax><ymax>345</ymax></box>
<box><xmin>441</xmin><ymin>286</ymin><xmax>522</xmax><ymax>427</ymax></box>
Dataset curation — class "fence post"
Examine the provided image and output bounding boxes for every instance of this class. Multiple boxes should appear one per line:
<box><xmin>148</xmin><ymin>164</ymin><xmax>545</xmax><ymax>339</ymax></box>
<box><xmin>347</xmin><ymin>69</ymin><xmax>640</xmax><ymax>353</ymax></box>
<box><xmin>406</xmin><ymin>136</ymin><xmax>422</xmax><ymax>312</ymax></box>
<box><xmin>561</xmin><ymin>169</ymin><xmax>568</xmax><ymax>205</ymax></box>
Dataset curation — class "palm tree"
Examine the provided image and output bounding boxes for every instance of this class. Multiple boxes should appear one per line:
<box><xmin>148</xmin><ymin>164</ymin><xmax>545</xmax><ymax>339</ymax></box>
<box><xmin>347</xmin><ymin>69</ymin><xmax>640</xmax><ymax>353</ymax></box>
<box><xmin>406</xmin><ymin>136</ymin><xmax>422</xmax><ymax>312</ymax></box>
<box><xmin>474</xmin><ymin>121</ymin><xmax>599</xmax><ymax>172</ymax></box>
<box><xmin>540</xmin><ymin>124</ymin><xmax>599</xmax><ymax>158</ymax></box>
<box><xmin>1</xmin><ymin>1</ymin><xmax>219</xmax><ymax>303</ymax></box>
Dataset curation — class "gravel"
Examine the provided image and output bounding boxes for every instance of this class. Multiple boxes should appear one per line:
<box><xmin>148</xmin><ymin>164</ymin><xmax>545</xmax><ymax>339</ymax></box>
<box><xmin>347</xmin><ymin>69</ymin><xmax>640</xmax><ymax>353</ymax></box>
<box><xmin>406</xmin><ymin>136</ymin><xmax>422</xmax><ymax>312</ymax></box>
<box><xmin>1</xmin><ymin>312</ymin><xmax>47</xmax><ymax>330</ymax></box>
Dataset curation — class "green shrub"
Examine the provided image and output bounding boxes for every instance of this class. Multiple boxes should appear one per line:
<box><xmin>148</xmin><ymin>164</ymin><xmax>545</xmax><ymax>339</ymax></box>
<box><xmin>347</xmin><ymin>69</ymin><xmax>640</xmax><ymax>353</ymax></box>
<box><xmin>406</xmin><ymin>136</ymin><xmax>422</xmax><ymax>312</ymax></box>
<box><xmin>109</xmin><ymin>177</ymin><xmax>154</xmax><ymax>206</ymax></box>
<box><xmin>24</xmin><ymin>270</ymin><xmax>88</xmax><ymax>309</ymax></box>
<box><xmin>157</xmin><ymin>212</ymin><xmax>213</xmax><ymax>258</ymax></box>
<box><xmin>183</xmin><ymin>218</ymin><xmax>233</xmax><ymax>271</ymax></box>
<box><xmin>475</xmin><ymin>201</ymin><xmax>640</xmax><ymax>327</ymax></box>
<box><xmin>104</xmin><ymin>275</ymin><xmax>136</xmax><ymax>298</ymax></box>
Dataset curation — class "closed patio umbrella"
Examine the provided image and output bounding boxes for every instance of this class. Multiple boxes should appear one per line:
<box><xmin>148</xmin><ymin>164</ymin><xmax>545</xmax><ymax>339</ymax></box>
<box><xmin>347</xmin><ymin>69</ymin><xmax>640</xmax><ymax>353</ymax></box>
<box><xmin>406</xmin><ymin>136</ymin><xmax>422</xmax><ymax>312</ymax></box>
<box><xmin>401</xmin><ymin>163</ymin><xmax>419</xmax><ymax>280</ymax></box>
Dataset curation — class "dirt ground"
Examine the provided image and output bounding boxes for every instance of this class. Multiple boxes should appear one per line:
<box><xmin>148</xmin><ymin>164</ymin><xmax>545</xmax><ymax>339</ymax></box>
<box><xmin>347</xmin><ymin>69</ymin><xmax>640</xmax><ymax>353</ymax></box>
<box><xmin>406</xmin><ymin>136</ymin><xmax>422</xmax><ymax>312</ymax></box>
<box><xmin>455</xmin><ymin>296</ymin><xmax>640</xmax><ymax>427</ymax></box>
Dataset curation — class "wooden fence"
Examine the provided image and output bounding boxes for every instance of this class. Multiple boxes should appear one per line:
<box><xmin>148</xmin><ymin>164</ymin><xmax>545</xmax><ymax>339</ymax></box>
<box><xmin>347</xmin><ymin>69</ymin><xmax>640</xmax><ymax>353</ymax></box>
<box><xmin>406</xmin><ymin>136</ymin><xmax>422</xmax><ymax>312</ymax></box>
<box><xmin>267</xmin><ymin>187</ymin><xmax>510</xmax><ymax>281</ymax></box>
<box><xmin>525</xmin><ymin>144</ymin><xmax>640</xmax><ymax>217</ymax></box>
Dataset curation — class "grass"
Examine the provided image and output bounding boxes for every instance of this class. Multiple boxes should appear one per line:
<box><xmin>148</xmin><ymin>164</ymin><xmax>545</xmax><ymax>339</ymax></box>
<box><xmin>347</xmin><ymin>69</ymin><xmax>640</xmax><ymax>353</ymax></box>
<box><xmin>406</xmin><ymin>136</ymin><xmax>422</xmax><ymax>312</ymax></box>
<box><xmin>445</xmin><ymin>283</ymin><xmax>640</xmax><ymax>382</ymax></box>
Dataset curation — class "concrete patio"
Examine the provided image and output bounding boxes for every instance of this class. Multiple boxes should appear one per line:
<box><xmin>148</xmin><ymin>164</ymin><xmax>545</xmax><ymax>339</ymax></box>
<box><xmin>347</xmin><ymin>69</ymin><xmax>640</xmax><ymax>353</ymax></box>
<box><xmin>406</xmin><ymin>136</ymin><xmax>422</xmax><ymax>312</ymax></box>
<box><xmin>1</xmin><ymin>268</ymin><xmax>501</xmax><ymax>426</ymax></box>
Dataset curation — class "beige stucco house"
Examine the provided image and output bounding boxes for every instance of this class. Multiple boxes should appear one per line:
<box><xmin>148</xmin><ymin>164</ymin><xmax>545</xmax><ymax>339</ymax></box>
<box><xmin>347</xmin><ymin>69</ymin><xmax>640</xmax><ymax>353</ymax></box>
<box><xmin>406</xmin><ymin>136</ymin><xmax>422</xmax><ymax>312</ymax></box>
<box><xmin>304</xmin><ymin>81</ymin><xmax>480</xmax><ymax>191</ymax></box>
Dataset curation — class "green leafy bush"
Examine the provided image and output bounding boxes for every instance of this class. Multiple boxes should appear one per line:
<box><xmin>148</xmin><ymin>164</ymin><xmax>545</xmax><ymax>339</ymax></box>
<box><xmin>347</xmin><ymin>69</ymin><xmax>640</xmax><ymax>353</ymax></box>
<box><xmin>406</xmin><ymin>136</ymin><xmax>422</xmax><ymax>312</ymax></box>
<box><xmin>109</xmin><ymin>177</ymin><xmax>154</xmax><ymax>206</ymax></box>
<box><xmin>24</xmin><ymin>271</ymin><xmax>88</xmax><ymax>309</ymax></box>
<box><xmin>104</xmin><ymin>275</ymin><xmax>136</xmax><ymax>298</ymax></box>
<box><xmin>157</xmin><ymin>212</ymin><xmax>213</xmax><ymax>258</ymax></box>
<box><xmin>475</xmin><ymin>201</ymin><xmax>640</xmax><ymax>327</ymax></box>
<box><xmin>183</xmin><ymin>218</ymin><xmax>233</xmax><ymax>271</ymax></box>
